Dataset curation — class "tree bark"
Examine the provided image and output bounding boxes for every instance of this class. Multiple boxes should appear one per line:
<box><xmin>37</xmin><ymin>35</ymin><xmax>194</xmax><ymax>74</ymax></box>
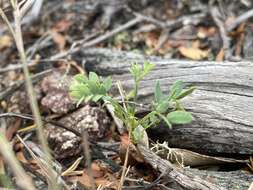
<box><xmin>78</xmin><ymin>48</ymin><xmax>253</xmax><ymax>156</ymax></box>
<box><xmin>137</xmin><ymin>144</ymin><xmax>252</xmax><ymax>190</ymax></box>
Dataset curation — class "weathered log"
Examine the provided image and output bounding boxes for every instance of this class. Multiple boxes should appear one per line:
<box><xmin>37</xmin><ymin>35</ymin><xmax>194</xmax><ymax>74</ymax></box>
<box><xmin>77</xmin><ymin>48</ymin><xmax>253</xmax><ymax>156</ymax></box>
<box><xmin>137</xmin><ymin>144</ymin><xmax>252</xmax><ymax>190</ymax></box>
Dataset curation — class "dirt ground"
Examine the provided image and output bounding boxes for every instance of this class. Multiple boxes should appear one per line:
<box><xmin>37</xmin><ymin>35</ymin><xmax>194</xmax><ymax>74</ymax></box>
<box><xmin>0</xmin><ymin>0</ymin><xmax>253</xmax><ymax>189</ymax></box>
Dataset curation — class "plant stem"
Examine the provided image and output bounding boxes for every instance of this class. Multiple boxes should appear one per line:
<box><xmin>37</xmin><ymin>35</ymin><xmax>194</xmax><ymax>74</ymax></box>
<box><xmin>133</xmin><ymin>81</ymin><xmax>139</xmax><ymax>108</ymax></box>
<box><xmin>117</xmin><ymin>81</ymin><xmax>131</xmax><ymax>190</ymax></box>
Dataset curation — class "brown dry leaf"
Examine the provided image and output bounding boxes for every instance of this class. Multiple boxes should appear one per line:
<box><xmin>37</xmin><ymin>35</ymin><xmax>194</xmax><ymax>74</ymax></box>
<box><xmin>235</xmin><ymin>24</ymin><xmax>245</xmax><ymax>56</ymax></box>
<box><xmin>90</xmin><ymin>162</ymin><xmax>104</xmax><ymax>178</ymax></box>
<box><xmin>95</xmin><ymin>177</ymin><xmax>117</xmax><ymax>189</ymax></box>
<box><xmin>152</xmin><ymin>143</ymin><xmax>247</xmax><ymax>167</ymax></box>
<box><xmin>78</xmin><ymin>168</ymin><xmax>117</xmax><ymax>189</ymax></box>
<box><xmin>16</xmin><ymin>151</ymin><xmax>29</xmax><ymax>164</ymax></box>
<box><xmin>0</xmin><ymin>35</ymin><xmax>12</xmax><ymax>50</ymax></box>
<box><xmin>53</xmin><ymin>19</ymin><xmax>72</xmax><ymax>32</ymax></box>
<box><xmin>197</xmin><ymin>27</ymin><xmax>216</xmax><ymax>38</ymax></box>
<box><xmin>0</xmin><ymin>101</ymin><xmax>7</xmax><ymax>109</ymax></box>
<box><xmin>50</xmin><ymin>30</ymin><xmax>66</xmax><ymax>51</ymax></box>
<box><xmin>78</xmin><ymin>171</ymin><xmax>95</xmax><ymax>188</ymax></box>
<box><xmin>216</xmin><ymin>48</ymin><xmax>225</xmax><ymax>61</ymax></box>
<box><xmin>144</xmin><ymin>32</ymin><xmax>159</xmax><ymax>49</ymax></box>
<box><xmin>179</xmin><ymin>46</ymin><xmax>209</xmax><ymax>60</ymax></box>
<box><xmin>5</xmin><ymin>118</ymin><xmax>21</xmax><ymax>140</ymax></box>
<box><xmin>119</xmin><ymin>133</ymin><xmax>145</xmax><ymax>165</ymax></box>
<box><xmin>171</xmin><ymin>148</ymin><xmax>247</xmax><ymax>167</ymax></box>
<box><xmin>143</xmin><ymin>32</ymin><xmax>175</xmax><ymax>55</ymax></box>
<box><xmin>192</xmin><ymin>40</ymin><xmax>200</xmax><ymax>49</ymax></box>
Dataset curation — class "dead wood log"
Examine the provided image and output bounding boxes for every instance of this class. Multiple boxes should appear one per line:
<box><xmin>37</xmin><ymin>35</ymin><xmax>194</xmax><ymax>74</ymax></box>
<box><xmin>77</xmin><ymin>48</ymin><xmax>253</xmax><ymax>156</ymax></box>
<box><xmin>137</xmin><ymin>144</ymin><xmax>252</xmax><ymax>190</ymax></box>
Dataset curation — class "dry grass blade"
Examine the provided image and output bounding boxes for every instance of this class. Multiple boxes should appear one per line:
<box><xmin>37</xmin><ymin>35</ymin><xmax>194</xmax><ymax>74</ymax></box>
<box><xmin>117</xmin><ymin>81</ymin><xmax>130</xmax><ymax>190</ymax></box>
<box><xmin>16</xmin><ymin>135</ymin><xmax>54</xmax><ymax>179</ymax></box>
<box><xmin>12</xmin><ymin>0</ymin><xmax>51</xmax><ymax>165</ymax></box>
<box><xmin>0</xmin><ymin>133</ymin><xmax>36</xmax><ymax>190</ymax></box>
<box><xmin>0</xmin><ymin>0</ymin><xmax>58</xmax><ymax>189</ymax></box>
<box><xmin>16</xmin><ymin>135</ymin><xmax>71</xmax><ymax>190</ymax></box>
<box><xmin>61</xmin><ymin>156</ymin><xmax>83</xmax><ymax>177</ymax></box>
<box><xmin>17</xmin><ymin>124</ymin><xmax>36</xmax><ymax>133</ymax></box>
<box><xmin>82</xmin><ymin>130</ymin><xmax>96</xmax><ymax>190</ymax></box>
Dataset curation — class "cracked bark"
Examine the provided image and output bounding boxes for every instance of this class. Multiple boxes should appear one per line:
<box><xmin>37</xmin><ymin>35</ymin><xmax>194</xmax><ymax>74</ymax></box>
<box><xmin>78</xmin><ymin>48</ymin><xmax>253</xmax><ymax>156</ymax></box>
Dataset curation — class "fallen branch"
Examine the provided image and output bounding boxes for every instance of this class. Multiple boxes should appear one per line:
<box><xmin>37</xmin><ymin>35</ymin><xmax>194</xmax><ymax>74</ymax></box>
<box><xmin>138</xmin><ymin>144</ymin><xmax>224</xmax><ymax>190</ymax></box>
<box><xmin>79</xmin><ymin>48</ymin><xmax>253</xmax><ymax>155</ymax></box>
<box><xmin>138</xmin><ymin>144</ymin><xmax>251</xmax><ymax>190</ymax></box>
<box><xmin>50</xmin><ymin>16</ymin><xmax>143</xmax><ymax>61</ymax></box>
<box><xmin>227</xmin><ymin>8</ymin><xmax>253</xmax><ymax>32</ymax></box>
<box><xmin>210</xmin><ymin>7</ymin><xmax>232</xmax><ymax>60</ymax></box>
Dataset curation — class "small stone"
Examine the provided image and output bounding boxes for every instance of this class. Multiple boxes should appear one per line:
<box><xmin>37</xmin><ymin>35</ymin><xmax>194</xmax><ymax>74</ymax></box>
<box><xmin>44</xmin><ymin>105</ymin><xmax>111</xmax><ymax>159</ymax></box>
<box><xmin>40</xmin><ymin>71</ymin><xmax>76</xmax><ymax>114</ymax></box>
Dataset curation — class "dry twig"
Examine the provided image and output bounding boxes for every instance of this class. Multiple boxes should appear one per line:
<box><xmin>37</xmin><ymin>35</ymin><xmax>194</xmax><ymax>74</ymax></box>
<box><xmin>228</xmin><ymin>8</ymin><xmax>253</xmax><ymax>32</ymax></box>
<box><xmin>210</xmin><ymin>6</ymin><xmax>232</xmax><ymax>60</ymax></box>
<box><xmin>50</xmin><ymin>16</ymin><xmax>143</xmax><ymax>61</ymax></box>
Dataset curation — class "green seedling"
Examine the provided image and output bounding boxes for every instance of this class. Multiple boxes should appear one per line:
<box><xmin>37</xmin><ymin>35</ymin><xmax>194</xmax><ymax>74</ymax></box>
<box><xmin>69</xmin><ymin>61</ymin><xmax>195</xmax><ymax>143</ymax></box>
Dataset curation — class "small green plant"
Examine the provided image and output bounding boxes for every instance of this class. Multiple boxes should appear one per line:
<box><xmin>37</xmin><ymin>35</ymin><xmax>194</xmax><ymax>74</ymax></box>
<box><xmin>69</xmin><ymin>62</ymin><xmax>195</xmax><ymax>143</ymax></box>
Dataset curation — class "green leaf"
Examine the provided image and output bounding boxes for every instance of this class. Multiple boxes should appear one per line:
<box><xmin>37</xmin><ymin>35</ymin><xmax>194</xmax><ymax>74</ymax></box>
<box><xmin>150</xmin><ymin>114</ymin><xmax>158</xmax><ymax>123</ymax></box>
<box><xmin>73</xmin><ymin>74</ymin><xmax>88</xmax><ymax>83</ymax></box>
<box><xmin>77</xmin><ymin>96</ymin><xmax>85</xmax><ymax>107</ymax></box>
<box><xmin>132</xmin><ymin>126</ymin><xmax>143</xmax><ymax>142</ymax></box>
<box><xmin>69</xmin><ymin>91</ymin><xmax>82</xmax><ymax>99</ymax></box>
<box><xmin>129</xmin><ymin>63</ymin><xmax>141</xmax><ymax>79</ymax></box>
<box><xmin>156</xmin><ymin>101</ymin><xmax>170</xmax><ymax>113</ymax></box>
<box><xmin>92</xmin><ymin>94</ymin><xmax>104</xmax><ymax>102</ymax></box>
<box><xmin>85</xmin><ymin>95</ymin><xmax>93</xmax><ymax>102</ymax></box>
<box><xmin>70</xmin><ymin>72</ymin><xmax>111</xmax><ymax>105</ymax></box>
<box><xmin>169</xmin><ymin>80</ymin><xmax>183</xmax><ymax>100</ymax></box>
<box><xmin>132</xmin><ymin>125</ymin><xmax>149</xmax><ymax>147</ymax></box>
<box><xmin>103</xmin><ymin>77</ymin><xmax>112</xmax><ymax>91</ymax></box>
<box><xmin>143</xmin><ymin>61</ymin><xmax>155</xmax><ymax>75</ymax></box>
<box><xmin>129</xmin><ymin>62</ymin><xmax>154</xmax><ymax>83</ymax></box>
<box><xmin>89</xmin><ymin>72</ymin><xmax>99</xmax><ymax>83</ymax></box>
<box><xmin>175</xmin><ymin>86</ymin><xmax>195</xmax><ymax>100</ymax></box>
<box><xmin>157</xmin><ymin>113</ymin><xmax>172</xmax><ymax>128</ymax></box>
<box><xmin>97</xmin><ymin>85</ymin><xmax>107</xmax><ymax>95</ymax></box>
<box><xmin>175</xmin><ymin>100</ymin><xmax>184</xmax><ymax>111</ymax></box>
<box><xmin>69</xmin><ymin>83</ymin><xmax>90</xmax><ymax>99</ymax></box>
<box><xmin>126</xmin><ymin>89</ymin><xmax>135</xmax><ymax>100</ymax></box>
<box><xmin>154</xmin><ymin>81</ymin><xmax>163</xmax><ymax>103</ymax></box>
<box><xmin>87</xmin><ymin>79</ymin><xmax>99</xmax><ymax>94</ymax></box>
<box><xmin>167</xmin><ymin>111</ymin><xmax>193</xmax><ymax>124</ymax></box>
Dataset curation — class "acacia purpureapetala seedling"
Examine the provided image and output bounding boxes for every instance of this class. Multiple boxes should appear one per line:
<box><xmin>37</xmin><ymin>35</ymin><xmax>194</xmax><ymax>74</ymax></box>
<box><xmin>69</xmin><ymin>61</ymin><xmax>195</xmax><ymax>143</ymax></box>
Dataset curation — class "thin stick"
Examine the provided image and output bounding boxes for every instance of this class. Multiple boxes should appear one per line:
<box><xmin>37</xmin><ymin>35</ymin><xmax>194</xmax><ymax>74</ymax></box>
<box><xmin>0</xmin><ymin>112</ymin><xmax>82</xmax><ymax>136</ymax></box>
<box><xmin>228</xmin><ymin>9</ymin><xmax>253</xmax><ymax>32</ymax></box>
<box><xmin>0</xmin><ymin>8</ymin><xmax>15</xmax><ymax>37</ymax></box>
<box><xmin>0</xmin><ymin>69</ymin><xmax>52</xmax><ymax>100</ymax></box>
<box><xmin>50</xmin><ymin>16</ymin><xmax>143</xmax><ymax>61</ymax></box>
<box><xmin>0</xmin><ymin>112</ymin><xmax>120</xmax><ymax>154</ymax></box>
<box><xmin>210</xmin><ymin>7</ymin><xmax>231</xmax><ymax>60</ymax></box>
